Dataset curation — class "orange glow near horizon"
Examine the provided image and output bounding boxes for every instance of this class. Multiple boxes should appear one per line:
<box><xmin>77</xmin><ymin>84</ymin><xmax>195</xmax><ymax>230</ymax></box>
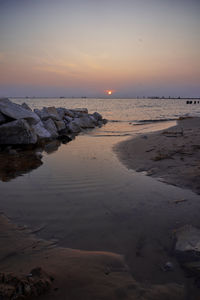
<box><xmin>106</xmin><ymin>90</ymin><xmax>114</xmax><ymax>96</ymax></box>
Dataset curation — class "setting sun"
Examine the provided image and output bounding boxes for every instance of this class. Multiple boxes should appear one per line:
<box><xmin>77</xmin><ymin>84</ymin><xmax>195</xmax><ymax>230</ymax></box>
<box><xmin>106</xmin><ymin>90</ymin><xmax>113</xmax><ymax>95</ymax></box>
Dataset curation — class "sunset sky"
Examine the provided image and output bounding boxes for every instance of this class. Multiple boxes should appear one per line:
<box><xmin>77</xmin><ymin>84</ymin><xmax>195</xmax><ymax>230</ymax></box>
<box><xmin>0</xmin><ymin>0</ymin><xmax>199</xmax><ymax>97</ymax></box>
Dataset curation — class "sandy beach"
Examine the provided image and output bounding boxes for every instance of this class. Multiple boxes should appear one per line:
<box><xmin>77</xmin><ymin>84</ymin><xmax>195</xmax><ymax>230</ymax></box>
<box><xmin>0</xmin><ymin>213</ymin><xmax>185</xmax><ymax>300</ymax></box>
<box><xmin>114</xmin><ymin>117</ymin><xmax>200</xmax><ymax>195</ymax></box>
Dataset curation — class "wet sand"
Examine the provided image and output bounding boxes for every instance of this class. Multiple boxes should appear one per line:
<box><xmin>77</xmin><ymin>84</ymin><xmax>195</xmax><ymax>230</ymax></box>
<box><xmin>0</xmin><ymin>213</ymin><xmax>185</xmax><ymax>299</ymax></box>
<box><xmin>114</xmin><ymin>117</ymin><xmax>200</xmax><ymax>195</ymax></box>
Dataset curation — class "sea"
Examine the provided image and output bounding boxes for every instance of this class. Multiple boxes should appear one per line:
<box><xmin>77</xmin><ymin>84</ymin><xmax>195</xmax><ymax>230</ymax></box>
<box><xmin>1</xmin><ymin>98</ymin><xmax>200</xmax><ymax>285</ymax></box>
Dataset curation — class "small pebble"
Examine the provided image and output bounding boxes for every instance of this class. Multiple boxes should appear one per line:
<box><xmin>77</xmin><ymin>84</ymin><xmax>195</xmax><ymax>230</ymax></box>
<box><xmin>164</xmin><ymin>261</ymin><xmax>174</xmax><ymax>271</ymax></box>
<box><xmin>35</xmin><ymin>151</ymin><xmax>43</xmax><ymax>159</ymax></box>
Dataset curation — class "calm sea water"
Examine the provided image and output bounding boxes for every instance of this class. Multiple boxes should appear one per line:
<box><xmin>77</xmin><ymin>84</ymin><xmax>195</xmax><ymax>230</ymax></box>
<box><xmin>12</xmin><ymin>97</ymin><xmax>200</xmax><ymax>122</ymax></box>
<box><xmin>1</xmin><ymin>98</ymin><xmax>200</xmax><ymax>285</ymax></box>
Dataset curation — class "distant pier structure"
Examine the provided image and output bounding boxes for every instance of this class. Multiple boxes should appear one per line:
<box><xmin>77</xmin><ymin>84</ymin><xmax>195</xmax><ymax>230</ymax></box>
<box><xmin>186</xmin><ymin>100</ymin><xmax>200</xmax><ymax>104</ymax></box>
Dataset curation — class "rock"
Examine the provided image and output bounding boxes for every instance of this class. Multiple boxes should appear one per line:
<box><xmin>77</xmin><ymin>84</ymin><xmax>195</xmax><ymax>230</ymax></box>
<box><xmin>43</xmin><ymin>118</ymin><xmax>58</xmax><ymax>138</ymax></box>
<box><xmin>32</xmin><ymin>121</ymin><xmax>51</xmax><ymax>140</ymax></box>
<box><xmin>21</xmin><ymin>102</ymin><xmax>32</xmax><ymax>111</ymax></box>
<box><xmin>72</xmin><ymin>111</ymin><xmax>86</xmax><ymax>118</ymax></box>
<box><xmin>0</xmin><ymin>119</ymin><xmax>37</xmax><ymax>145</ymax></box>
<box><xmin>66</xmin><ymin>120</ymin><xmax>81</xmax><ymax>133</ymax></box>
<box><xmin>163</xmin><ymin>261</ymin><xmax>174</xmax><ymax>271</ymax></box>
<box><xmin>74</xmin><ymin>116</ymin><xmax>96</xmax><ymax>128</ymax></box>
<box><xmin>44</xmin><ymin>107</ymin><xmax>61</xmax><ymax>120</ymax></box>
<box><xmin>56</xmin><ymin>107</ymin><xmax>66</xmax><ymax>119</ymax></box>
<box><xmin>88</xmin><ymin>115</ymin><xmax>99</xmax><ymax>125</ymax></box>
<box><xmin>34</xmin><ymin>107</ymin><xmax>61</xmax><ymax>121</ymax></box>
<box><xmin>175</xmin><ymin>225</ymin><xmax>200</xmax><ymax>255</ymax></box>
<box><xmin>0</xmin><ymin>268</ymin><xmax>51</xmax><ymax>299</ymax></box>
<box><xmin>0</xmin><ymin>112</ymin><xmax>6</xmax><ymax>125</ymax></box>
<box><xmin>63</xmin><ymin>116</ymin><xmax>73</xmax><ymax>123</ymax></box>
<box><xmin>34</xmin><ymin>108</ymin><xmax>43</xmax><ymax>119</ymax></box>
<box><xmin>64</xmin><ymin>109</ymin><xmax>75</xmax><ymax>118</ymax></box>
<box><xmin>0</xmin><ymin>98</ymin><xmax>40</xmax><ymax>125</ymax></box>
<box><xmin>71</xmin><ymin>108</ymin><xmax>88</xmax><ymax>114</ymax></box>
<box><xmin>58</xmin><ymin>134</ymin><xmax>72</xmax><ymax>144</ymax></box>
<box><xmin>44</xmin><ymin>140</ymin><xmax>61</xmax><ymax>154</ymax></box>
<box><xmin>93</xmin><ymin>111</ymin><xmax>102</xmax><ymax>121</ymax></box>
<box><xmin>174</xmin><ymin>225</ymin><xmax>200</xmax><ymax>278</ymax></box>
<box><xmin>54</xmin><ymin>120</ymin><xmax>66</xmax><ymax>131</ymax></box>
<box><xmin>35</xmin><ymin>151</ymin><xmax>43</xmax><ymax>159</ymax></box>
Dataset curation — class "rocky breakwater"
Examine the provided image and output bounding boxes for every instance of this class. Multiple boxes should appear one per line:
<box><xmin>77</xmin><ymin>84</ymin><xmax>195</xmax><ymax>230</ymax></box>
<box><xmin>0</xmin><ymin>98</ymin><xmax>106</xmax><ymax>146</ymax></box>
<box><xmin>0</xmin><ymin>98</ymin><xmax>106</xmax><ymax>181</ymax></box>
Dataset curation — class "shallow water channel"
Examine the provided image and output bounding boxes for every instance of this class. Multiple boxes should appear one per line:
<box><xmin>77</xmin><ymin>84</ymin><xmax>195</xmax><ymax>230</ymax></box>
<box><xmin>1</xmin><ymin>120</ymin><xmax>200</xmax><ymax>289</ymax></box>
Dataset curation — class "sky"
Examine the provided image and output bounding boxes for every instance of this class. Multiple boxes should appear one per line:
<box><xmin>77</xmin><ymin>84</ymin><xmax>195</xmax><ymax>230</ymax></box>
<box><xmin>0</xmin><ymin>0</ymin><xmax>200</xmax><ymax>98</ymax></box>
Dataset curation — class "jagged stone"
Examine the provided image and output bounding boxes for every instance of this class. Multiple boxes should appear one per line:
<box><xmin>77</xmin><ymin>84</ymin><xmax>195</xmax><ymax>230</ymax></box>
<box><xmin>63</xmin><ymin>116</ymin><xmax>73</xmax><ymax>124</ymax></box>
<box><xmin>64</xmin><ymin>109</ymin><xmax>75</xmax><ymax>118</ymax></box>
<box><xmin>0</xmin><ymin>119</ymin><xmax>37</xmax><ymax>145</ymax></box>
<box><xmin>66</xmin><ymin>120</ymin><xmax>81</xmax><ymax>133</ymax></box>
<box><xmin>93</xmin><ymin>111</ymin><xmax>102</xmax><ymax>121</ymax></box>
<box><xmin>0</xmin><ymin>98</ymin><xmax>40</xmax><ymax>125</ymax></box>
<box><xmin>175</xmin><ymin>225</ymin><xmax>200</xmax><ymax>254</ymax></box>
<box><xmin>54</xmin><ymin>120</ymin><xmax>66</xmax><ymax>131</ymax></box>
<box><xmin>174</xmin><ymin>225</ymin><xmax>200</xmax><ymax>277</ymax></box>
<box><xmin>21</xmin><ymin>102</ymin><xmax>32</xmax><ymax>111</ymax></box>
<box><xmin>56</xmin><ymin>107</ymin><xmax>66</xmax><ymax>119</ymax></box>
<box><xmin>43</xmin><ymin>119</ymin><xmax>58</xmax><ymax>138</ymax></box>
<box><xmin>32</xmin><ymin>121</ymin><xmax>51</xmax><ymax>139</ymax></box>
<box><xmin>88</xmin><ymin>115</ymin><xmax>99</xmax><ymax>125</ymax></box>
<box><xmin>71</xmin><ymin>108</ymin><xmax>88</xmax><ymax>114</ymax></box>
<box><xmin>34</xmin><ymin>107</ymin><xmax>61</xmax><ymax>121</ymax></box>
<box><xmin>75</xmin><ymin>116</ymin><xmax>96</xmax><ymax>128</ymax></box>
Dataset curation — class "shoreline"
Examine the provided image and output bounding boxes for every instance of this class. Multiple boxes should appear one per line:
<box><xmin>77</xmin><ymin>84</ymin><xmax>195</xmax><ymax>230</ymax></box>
<box><xmin>0</xmin><ymin>213</ymin><xmax>184</xmax><ymax>300</ymax></box>
<box><xmin>114</xmin><ymin>117</ymin><xmax>200</xmax><ymax>195</ymax></box>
